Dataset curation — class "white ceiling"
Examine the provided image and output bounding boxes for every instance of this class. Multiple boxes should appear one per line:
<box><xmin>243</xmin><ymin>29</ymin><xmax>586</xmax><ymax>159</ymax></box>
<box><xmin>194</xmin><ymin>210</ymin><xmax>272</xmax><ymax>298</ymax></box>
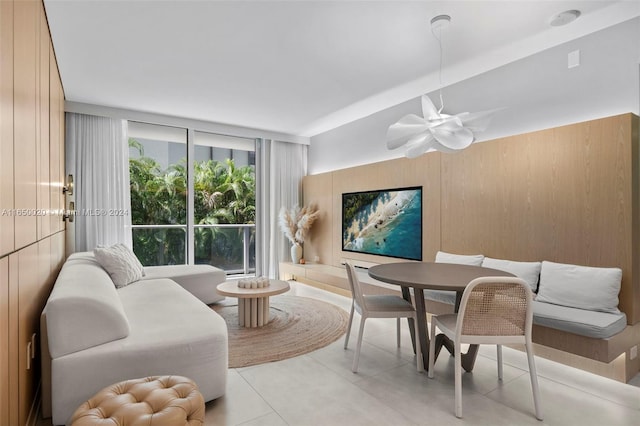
<box><xmin>44</xmin><ymin>1</ymin><xmax>639</xmax><ymax>138</ymax></box>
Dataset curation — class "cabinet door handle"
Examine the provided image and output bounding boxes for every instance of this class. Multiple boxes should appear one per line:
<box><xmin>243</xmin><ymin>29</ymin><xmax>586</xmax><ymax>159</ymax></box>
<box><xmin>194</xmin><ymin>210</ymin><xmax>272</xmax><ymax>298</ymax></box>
<box><xmin>31</xmin><ymin>333</ymin><xmax>36</xmax><ymax>358</ymax></box>
<box><xmin>26</xmin><ymin>342</ymin><xmax>32</xmax><ymax>370</ymax></box>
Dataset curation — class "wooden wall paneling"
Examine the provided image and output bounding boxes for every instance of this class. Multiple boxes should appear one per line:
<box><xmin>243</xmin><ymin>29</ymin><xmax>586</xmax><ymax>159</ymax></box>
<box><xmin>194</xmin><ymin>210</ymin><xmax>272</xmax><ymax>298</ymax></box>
<box><xmin>0</xmin><ymin>257</ymin><xmax>9</xmax><ymax>426</ymax></box>
<box><xmin>328</xmin><ymin>153</ymin><xmax>441</xmax><ymax>268</ymax></box>
<box><xmin>13</xmin><ymin>0</ymin><xmax>38</xmax><ymax>249</ymax></box>
<box><xmin>0</xmin><ymin>0</ymin><xmax>15</xmax><ymax>257</ymax></box>
<box><xmin>53</xmin><ymin>230</ymin><xmax>66</xmax><ymax>272</ymax></box>
<box><xmin>631</xmin><ymin>115</ymin><xmax>640</xmax><ymax>324</ymax></box>
<box><xmin>302</xmin><ymin>173</ymin><xmax>333</xmax><ymax>266</ymax></box>
<box><xmin>8</xmin><ymin>254</ymin><xmax>18</xmax><ymax>426</ymax></box>
<box><xmin>59</xmin><ymin>72</ymin><xmax>65</xmax><ymax>234</ymax></box>
<box><xmin>38</xmin><ymin>3</ymin><xmax>51</xmax><ymax>239</ymax></box>
<box><xmin>49</xmin><ymin>48</ymin><xmax>65</xmax><ymax>232</ymax></box>
<box><xmin>17</xmin><ymin>243</ymin><xmax>39</xmax><ymax>426</ymax></box>
<box><xmin>440</xmin><ymin>114</ymin><xmax>636</xmax><ymax>323</ymax></box>
<box><xmin>49</xmin><ymin>46</ymin><xmax>61</xmax><ymax>234</ymax></box>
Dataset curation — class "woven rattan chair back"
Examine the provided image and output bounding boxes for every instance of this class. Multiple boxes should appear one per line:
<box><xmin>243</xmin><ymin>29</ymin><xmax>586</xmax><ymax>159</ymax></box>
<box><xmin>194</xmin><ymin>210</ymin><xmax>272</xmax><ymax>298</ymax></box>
<box><xmin>459</xmin><ymin>280</ymin><xmax>528</xmax><ymax>337</ymax></box>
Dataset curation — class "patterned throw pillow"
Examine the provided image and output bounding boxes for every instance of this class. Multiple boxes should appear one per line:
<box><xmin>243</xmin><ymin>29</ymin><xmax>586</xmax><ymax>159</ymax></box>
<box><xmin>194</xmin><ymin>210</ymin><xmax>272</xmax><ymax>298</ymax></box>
<box><xmin>94</xmin><ymin>244</ymin><xmax>144</xmax><ymax>288</ymax></box>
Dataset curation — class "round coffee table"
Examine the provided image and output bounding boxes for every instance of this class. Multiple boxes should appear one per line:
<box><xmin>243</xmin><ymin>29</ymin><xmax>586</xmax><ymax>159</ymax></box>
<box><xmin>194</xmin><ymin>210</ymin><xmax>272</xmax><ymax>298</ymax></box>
<box><xmin>216</xmin><ymin>279</ymin><xmax>290</xmax><ymax>328</ymax></box>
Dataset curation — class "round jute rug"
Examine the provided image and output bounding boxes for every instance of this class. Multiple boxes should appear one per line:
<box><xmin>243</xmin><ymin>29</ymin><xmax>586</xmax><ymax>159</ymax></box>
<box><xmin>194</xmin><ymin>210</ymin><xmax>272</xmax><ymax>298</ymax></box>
<box><xmin>211</xmin><ymin>296</ymin><xmax>349</xmax><ymax>368</ymax></box>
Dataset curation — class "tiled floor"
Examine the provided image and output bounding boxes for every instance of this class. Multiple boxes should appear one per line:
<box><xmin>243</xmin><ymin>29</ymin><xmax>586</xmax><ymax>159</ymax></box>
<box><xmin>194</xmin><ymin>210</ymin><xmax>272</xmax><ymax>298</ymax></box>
<box><xmin>204</xmin><ymin>281</ymin><xmax>640</xmax><ymax>426</ymax></box>
<box><xmin>39</xmin><ymin>281</ymin><xmax>640</xmax><ymax>425</ymax></box>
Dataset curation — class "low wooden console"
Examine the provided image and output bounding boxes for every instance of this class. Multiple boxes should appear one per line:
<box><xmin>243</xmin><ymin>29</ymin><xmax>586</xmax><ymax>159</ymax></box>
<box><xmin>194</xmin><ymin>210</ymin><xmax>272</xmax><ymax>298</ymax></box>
<box><xmin>279</xmin><ymin>262</ymin><xmax>400</xmax><ymax>298</ymax></box>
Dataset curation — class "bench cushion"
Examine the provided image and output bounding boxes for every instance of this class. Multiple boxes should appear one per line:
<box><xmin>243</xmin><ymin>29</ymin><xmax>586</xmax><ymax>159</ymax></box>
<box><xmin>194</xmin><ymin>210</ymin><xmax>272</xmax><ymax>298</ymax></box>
<box><xmin>142</xmin><ymin>264</ymin><xmax>226</xmax><ymax>304</ymax></box>
<box><xmin>532</xmin><ymin>300</ymin><xmax>626</xmax><ymax>339</ymax></box>
<box><xmin>423</xmin><ymin>289</ymin><xmax>456</xmax><ymax>305</ymax></box>
<box><xmin>425</xmin><ymin>252</ymin><xmax>485</xmax><ymax>306</ymax></box>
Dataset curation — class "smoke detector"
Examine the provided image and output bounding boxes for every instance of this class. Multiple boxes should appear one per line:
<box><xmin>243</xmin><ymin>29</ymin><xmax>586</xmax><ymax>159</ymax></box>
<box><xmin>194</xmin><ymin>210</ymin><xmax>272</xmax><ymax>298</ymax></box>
<box><xmin>549</xmin><ymin>10</ymin><xmax>581</xmax><ymax>27</ymax></box>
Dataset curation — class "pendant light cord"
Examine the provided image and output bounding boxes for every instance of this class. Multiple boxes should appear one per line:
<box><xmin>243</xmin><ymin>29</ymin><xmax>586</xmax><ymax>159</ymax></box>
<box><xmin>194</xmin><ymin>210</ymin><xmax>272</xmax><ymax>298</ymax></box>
<box><xmin>431</xmin><ymin>23</ymin><xmax>445</xmax><ymax>114</ymax></box>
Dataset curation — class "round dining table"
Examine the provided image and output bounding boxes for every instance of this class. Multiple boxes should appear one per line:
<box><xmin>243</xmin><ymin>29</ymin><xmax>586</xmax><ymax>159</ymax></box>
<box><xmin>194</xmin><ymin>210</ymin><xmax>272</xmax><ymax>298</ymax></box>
<box><xmin>368</xmin><ymin>262</ymin><xmax>514</xmax><ymax>371</ymax></box>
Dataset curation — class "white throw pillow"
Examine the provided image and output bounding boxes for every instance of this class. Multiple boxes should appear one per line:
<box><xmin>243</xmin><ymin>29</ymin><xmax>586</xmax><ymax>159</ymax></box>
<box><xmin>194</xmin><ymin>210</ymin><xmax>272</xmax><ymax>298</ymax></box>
<box><xmin>94</xmin><ymin>245</ymin><xmax>144</xmax><ymax>288</ymax></box>
<box><xmin>113</xmin><ymin>243</ymin><xmax>145</xmax><ymax>277</ymax></box>
<box><xmin>435</xmin><ymin>251</ymin><xmax>484</xmax><ymax>266</ymax></box>
<box><xmin>482</xmin><ymin>257</ymin><xmax>541</xmax><ymax>292</ymax></box>
<box><xmin>536</xmin><ymin>261</ymin><xmax>622</xmax><ymax>314</ymax></box>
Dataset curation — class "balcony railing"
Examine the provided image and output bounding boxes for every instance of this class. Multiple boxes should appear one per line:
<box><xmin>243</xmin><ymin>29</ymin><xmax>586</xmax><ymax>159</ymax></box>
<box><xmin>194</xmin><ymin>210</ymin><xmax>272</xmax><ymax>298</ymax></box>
<box><xmin>131</xmin><ymin>224</ymin><xmax>255</xmax><ymax>275</ymax></box>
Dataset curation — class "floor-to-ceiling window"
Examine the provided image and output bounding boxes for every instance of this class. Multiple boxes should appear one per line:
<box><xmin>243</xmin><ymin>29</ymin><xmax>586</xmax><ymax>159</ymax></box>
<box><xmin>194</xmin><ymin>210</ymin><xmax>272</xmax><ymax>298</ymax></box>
<box><xmin>128</xmin><ymin>122</ymin><xmax>188</xmax><ymax>265</ymax></box>
<box><xmin>128</xmin><ymin>122</ymin><xmax>256</xmax><ymax>275</ymax></box>
<box><xmin>193</xmin><ymin>131</ymin><xmax>255</xmax><ymax>274</ymax></box>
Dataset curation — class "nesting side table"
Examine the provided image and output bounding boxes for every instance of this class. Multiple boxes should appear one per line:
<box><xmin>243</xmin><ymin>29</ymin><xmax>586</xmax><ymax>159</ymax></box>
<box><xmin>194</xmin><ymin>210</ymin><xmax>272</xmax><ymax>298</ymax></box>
<box><xmin>216</xmin><ymin>279</ymin><xmax>290</xmax><ymax>328</ymax></box>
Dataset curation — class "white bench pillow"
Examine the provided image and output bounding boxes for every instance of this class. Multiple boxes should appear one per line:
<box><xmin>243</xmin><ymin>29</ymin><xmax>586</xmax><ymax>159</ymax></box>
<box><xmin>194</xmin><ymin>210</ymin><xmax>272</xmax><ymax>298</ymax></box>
<box><xmin>482</xmin><ymin>257</ymin><xmax>541</xmax><ymax>292</ymax></box>
<box><xmin>536</xmin><ymin>261</ymin><xmax>622</xmax><ymax>314</ymax></box>
<box><xmin>435</xmin><ymin>251</ymin><xmax>484</xmax><ymax>266</ymax></box>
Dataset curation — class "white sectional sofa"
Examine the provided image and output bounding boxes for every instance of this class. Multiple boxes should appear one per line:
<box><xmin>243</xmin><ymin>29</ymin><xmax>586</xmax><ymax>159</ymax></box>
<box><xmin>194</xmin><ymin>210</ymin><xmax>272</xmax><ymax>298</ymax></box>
<box><xmin>41</xmin><ymin>252</ymin><xmax>228</xmax><ymax>426</ymax></box>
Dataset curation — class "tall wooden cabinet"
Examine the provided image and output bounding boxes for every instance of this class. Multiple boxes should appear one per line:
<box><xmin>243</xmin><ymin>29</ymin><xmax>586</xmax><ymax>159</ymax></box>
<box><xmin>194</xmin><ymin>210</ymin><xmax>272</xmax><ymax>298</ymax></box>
<box><xmin>0</xmin><ymin>1</ymin><xmax>67</xmax><ymax>425</ymax></box>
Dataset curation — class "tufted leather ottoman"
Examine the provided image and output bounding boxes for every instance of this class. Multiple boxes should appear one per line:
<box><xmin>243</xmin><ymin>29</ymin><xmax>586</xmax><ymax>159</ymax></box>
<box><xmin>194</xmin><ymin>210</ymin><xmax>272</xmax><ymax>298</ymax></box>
<box><xmin>70</xmin><ymin>376</ymin><xmax>205</xmax><ymax>426</ymax></box>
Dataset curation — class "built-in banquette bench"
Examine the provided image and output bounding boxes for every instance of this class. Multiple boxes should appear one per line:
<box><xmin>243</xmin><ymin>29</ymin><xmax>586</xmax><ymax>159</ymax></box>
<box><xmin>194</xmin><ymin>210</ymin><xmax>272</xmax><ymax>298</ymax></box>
<box><xmin>280</xmin><ymin>253</ymin><xmax>640</xmax><ymax>383</ymax></box>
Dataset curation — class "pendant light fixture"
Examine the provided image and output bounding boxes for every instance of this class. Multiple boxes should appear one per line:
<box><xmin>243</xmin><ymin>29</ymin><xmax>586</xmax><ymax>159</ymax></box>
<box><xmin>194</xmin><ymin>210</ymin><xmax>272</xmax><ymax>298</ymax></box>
<box><xmin>387</xmin><ymin>15</ymin><xmax>500</xmax><ymax>158</ymax></box>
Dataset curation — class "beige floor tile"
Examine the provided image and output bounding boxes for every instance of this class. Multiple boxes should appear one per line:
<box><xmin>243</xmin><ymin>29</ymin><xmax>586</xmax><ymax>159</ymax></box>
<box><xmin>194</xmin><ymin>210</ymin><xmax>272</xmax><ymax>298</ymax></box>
<box><xmin>205</xmin><ymin>369</ymin><xmax>275</xmax><ymax>426</ymax></box>
<box><xmin>238</xmin><ymin>354</ymin><xmax>416</xmax><ymax>426</ymax></box>
<box><xmin>487</xmin><ymin>373</ymin><xmax>640</xmax><ymax>426</ymax></box>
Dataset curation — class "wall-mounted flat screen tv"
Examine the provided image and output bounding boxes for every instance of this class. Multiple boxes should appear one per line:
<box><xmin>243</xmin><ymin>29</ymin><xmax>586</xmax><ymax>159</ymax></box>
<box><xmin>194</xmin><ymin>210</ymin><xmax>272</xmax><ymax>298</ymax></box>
<box><xmin>342</xmin><ymin>186</ymin><xmax>422</xmax><ymax>261</ymax></box>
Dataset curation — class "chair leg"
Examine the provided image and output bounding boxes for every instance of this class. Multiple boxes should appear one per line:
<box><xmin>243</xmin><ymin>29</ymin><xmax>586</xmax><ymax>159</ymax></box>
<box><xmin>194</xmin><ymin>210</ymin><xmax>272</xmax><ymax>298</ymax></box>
<box><xmin>526</xmin><ymin>341</ymin><xmax>543</xmax><ymax>420</ymax></box>
<box><xmin>344</xmin><ymin>301</ymin><xmax>354</xmax><ymax>349</ymax></box>
<box><xmin>352</xmin><ymin>316</ymin><xmax>367</xmax><ymax>373</ymax></box>
<box><xmin>455</xmin><ymin>342</ymin><xmax>463</xmax><ymax>418</ymax></box>
<box><xmin>428</xmin><ymin>319</ymin><xmax>436</xmax><ymax>378</ymax></box>
<box><xmin>497</xmin><ymin>344</ymin><xmax>503</xmax><ymax>380</ymax></box>
<box><xmin>397</xmin><ymin>318</ymin><xmax>401</xmax><ymax>347</ymax></box>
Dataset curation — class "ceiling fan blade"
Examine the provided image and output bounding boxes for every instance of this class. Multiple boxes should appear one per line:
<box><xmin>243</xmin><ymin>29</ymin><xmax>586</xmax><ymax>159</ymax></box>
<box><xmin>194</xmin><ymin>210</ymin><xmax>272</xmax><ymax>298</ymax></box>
<box><xmin>429</xmin><ymin>122</ymin><xmax>474</xmax><ymax>152</ymax></box>
<box><xmin>386</xmin><ymin>114</ymin><xmax>428</xmax><ymax>149</ymax></box>
<box><xmin>455</xmin><ymin>107</ymin><xmax>504</xmax><ymax>132</ymax></box>
<box><xmin>405</xmin><ymin>134</ymin><xmax>436</xmax><ymax>158</ymax></box>
<box><xmin>421</xmin><ymin>95</ymin><xmax>440</xmax><ymax>120</ymax></box>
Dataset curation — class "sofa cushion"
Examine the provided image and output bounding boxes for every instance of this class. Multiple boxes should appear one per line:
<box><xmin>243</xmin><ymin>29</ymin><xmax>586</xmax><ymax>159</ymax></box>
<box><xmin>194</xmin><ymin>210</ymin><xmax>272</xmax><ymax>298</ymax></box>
<box><xmin>94</xmin><ymin>245</ymin><xmax>143</xmax><ymax>288</ymax></box>
<box><xmin>536</xmin><ymin>261</ymin><xmax>622</xmax><ymax>314</ymax></box>
<box><xmin>46</xmin><ymin>260</ymin><xmax>130</xmax><ymax>359</ymax></box>
<box><xmin>532</xmin><ymin>301</ymin><xmax>626</xmax><ymax>339</ymax></box>
<box><xmin>142</xmin><ymin>264</ymin><xmax>226</xmax><ymax>304</ymax></box>
<box><xmin>482</xmin><ymin>257</ymin><xmax>541</xmax><ymax>292</ymax></box>
<box><xmin>435</xmin><ymin>251</ymin><xmax>484</xmax><ymax>266</ymax></box>
<box><xmin>51</xmin><ymin>279</ymin><xmax>228</xmax><ymax>425</ymax></box>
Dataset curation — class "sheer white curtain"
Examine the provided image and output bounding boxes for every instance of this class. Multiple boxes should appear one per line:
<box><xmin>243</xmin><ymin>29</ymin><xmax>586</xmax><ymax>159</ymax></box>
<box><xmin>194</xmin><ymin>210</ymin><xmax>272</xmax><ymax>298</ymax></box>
<box><xmin>66</xmin><ymin>112</ymin><xmax>132</xmax><ymax>251</ymax></box>
<box><xmin>256</xmin><ymin>139</ymin><xmax>308</xmax><ymax>278</ymax></box>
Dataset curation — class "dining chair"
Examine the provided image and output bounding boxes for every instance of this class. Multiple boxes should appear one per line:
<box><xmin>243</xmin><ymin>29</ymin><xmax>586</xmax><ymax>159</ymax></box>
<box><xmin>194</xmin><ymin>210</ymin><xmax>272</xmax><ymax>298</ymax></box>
<box><xmin>428</xmin><ymin>276</ymin><xmax>543</xmax><ymax>420</ymax></box>
<box><xmin>343</xmin><ymin>261</ymin><xmax>422</xmax><ymax>373</ymax></box>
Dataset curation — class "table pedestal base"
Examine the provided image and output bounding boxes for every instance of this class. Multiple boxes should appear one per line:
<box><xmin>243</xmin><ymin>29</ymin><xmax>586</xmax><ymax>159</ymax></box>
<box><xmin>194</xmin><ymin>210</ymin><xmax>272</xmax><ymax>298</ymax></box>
<box><xmin>435</xmin><ymin>334</ymin><xmax>480</xmax><ymax>372</ymax></box>
<box><xmin>238</xmin><ymin>296</ymin><xmax>270</xmax><ymax>328</ymax></box>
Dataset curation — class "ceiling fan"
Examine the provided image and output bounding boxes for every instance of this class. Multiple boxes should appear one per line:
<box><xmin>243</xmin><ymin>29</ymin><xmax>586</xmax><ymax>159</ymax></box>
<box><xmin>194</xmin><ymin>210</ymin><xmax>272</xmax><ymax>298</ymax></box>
<box><xmin>386</xmin><ymin>15</ymin><xmax>500</xmax><ymax>158</ymax></box>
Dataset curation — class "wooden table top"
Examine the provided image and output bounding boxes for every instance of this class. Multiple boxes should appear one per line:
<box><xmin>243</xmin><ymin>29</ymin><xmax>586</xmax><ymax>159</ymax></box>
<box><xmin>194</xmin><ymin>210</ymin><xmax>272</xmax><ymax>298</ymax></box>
<box><xmin>216</xmin><ymin>279</ymin><xmax>290</xmax><ymax>298</ymax></box>
<box><xmin>368</xmin><ymin>262</ymin><xmax>514</xmax><ymax>291</ymax></box>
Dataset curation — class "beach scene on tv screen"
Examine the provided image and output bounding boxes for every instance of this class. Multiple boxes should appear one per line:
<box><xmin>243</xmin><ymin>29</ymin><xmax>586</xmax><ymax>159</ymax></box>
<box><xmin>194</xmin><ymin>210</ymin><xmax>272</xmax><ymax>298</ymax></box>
<box><xmin>342</xmin><ymin>188</ymin><xmax>422</xmax><ymax>261</ymax></box>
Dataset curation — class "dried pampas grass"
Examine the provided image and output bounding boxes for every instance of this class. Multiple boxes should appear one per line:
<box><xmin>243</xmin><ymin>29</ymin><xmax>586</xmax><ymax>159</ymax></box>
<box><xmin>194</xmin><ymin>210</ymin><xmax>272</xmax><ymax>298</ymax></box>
<box><xmin>278</xmin><ymin>204</ymin><xmax>320</xmax><ymax>245</ymax></box>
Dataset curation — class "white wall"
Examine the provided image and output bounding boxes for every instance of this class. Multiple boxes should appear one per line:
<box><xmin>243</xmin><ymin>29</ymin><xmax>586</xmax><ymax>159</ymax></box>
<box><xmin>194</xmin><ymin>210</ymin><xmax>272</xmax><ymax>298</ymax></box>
<box><xmin>309</xmin><ymin>18</ymin><xmax>640</xmax><ymax>175</ymax></box>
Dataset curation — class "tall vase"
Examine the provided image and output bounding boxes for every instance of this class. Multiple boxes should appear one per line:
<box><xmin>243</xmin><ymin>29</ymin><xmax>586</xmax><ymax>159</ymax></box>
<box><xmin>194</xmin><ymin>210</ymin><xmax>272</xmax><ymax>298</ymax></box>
<box><xmin>290</xmin><ymin>243</ymin><xmax>302</xmax><ymax>264</ymax></box>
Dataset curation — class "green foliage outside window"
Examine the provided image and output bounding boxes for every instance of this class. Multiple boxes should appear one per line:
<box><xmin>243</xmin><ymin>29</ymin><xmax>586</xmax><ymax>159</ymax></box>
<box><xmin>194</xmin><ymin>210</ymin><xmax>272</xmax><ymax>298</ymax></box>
<box><xmin>129</xmin><ymin>138</ymin><xmax>256</xmax><ymax>268</ymax></box>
